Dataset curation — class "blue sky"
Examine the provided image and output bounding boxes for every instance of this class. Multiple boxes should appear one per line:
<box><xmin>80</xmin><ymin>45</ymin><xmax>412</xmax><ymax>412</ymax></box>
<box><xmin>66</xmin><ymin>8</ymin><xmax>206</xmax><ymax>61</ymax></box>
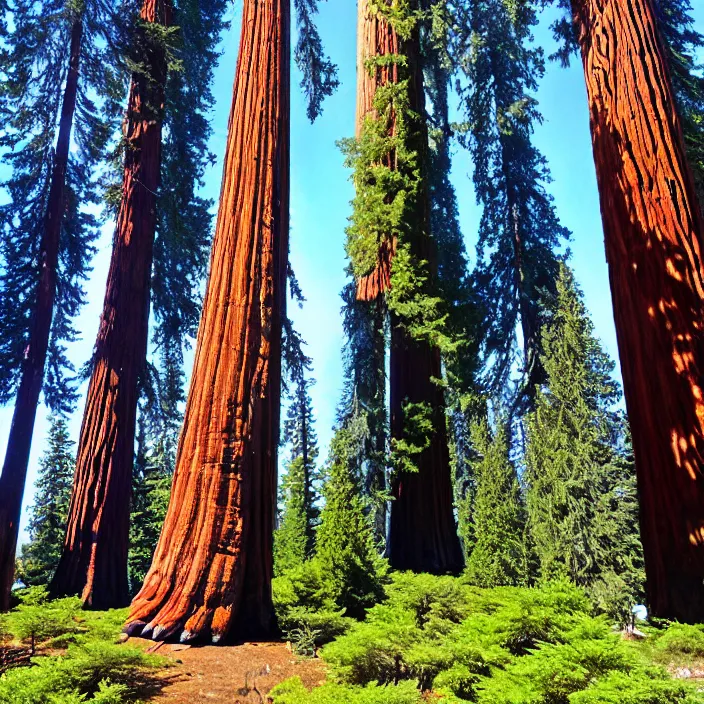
<box><xmin>2</xmin><ymin>2</ymin><xmax>703</xmax><ymax>545</ymax></box>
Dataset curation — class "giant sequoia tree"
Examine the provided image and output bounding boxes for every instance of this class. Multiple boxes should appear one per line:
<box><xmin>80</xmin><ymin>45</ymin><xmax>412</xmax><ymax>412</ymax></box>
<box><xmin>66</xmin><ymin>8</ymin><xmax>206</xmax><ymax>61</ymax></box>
<box><xmin>0</xmin><ymin>0</ymin><xmax>122</xmax><ymax>610</ymax></box>
<box><xmin>345</xmin><ymin>0</ymin><xmax>463</xmax><ymax>573</ymax></box>
<box><xmin>568</xmin><ymin>0</ymin><xmax>704</xmax><ymax>622</ymax></box>
<box><xmin>125</xmin><ymin>0</ymin><xmax>291</xmax><ymax>641</ymax></box>
<box><xmin>50</xmin><ymin>0</ymin><xmax>174</xmax><ymax>609</ymax></box>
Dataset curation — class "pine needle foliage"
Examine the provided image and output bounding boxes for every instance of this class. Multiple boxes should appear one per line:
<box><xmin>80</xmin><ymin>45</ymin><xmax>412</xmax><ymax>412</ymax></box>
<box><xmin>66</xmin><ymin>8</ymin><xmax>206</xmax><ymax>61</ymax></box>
<box><xmin>275</xmin><ymin>456</ymin><xmax>311</xmax><ymax>576</ymax></box>
<box><xmin>314</xmin><ymin>415</ymin><xmax>388</xmax><ymax>619</ymax></box>
<box><xmin>524</xmin><ymin>264</ymin><xmax>644</xmax><ymax>620</ymax></box>
<box><xmin>273</xmin><ymin>575</ymin><xmax>699</xmax><ymax>704</ymax></box>
<box><xmin>451</xmin><ymin>0</ymin><xmax>569</xmax><ymax>411</ymax></box>
<box><xmin>15</xmin><ymin>417</ymin><xmax>74</xmax><ymax>587</ymax></box>
<box><xmin>292</xmin><ymin>0</ymin><xmax>339</xmax><ymax>121</ymax></box>
<box><xmin>275</xmin><ymin>376</ymin><xmax>321</xmax><ymax>575</ymax></box>
<box><xmin>337</xmin><ymin>284</ymin><xmax>388</xmax><ymax>542</ymax></box>
<box><xmin>340</xmin><ymin>0</ymin><xmax>459</xmax><ymax>360</ymax></box>
<box><xmin>465</xmin><ymin>419</ymin><xmax>528</xmax><ymax>588</ymax></box>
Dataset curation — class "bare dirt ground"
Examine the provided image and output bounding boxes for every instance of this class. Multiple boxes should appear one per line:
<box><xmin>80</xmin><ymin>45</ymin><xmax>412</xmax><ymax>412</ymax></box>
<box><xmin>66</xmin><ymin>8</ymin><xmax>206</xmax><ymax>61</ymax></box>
<box><xmin>127</xmin><ymin>638</ymin><xmax>327</xmax><ymax>703</ymax></box>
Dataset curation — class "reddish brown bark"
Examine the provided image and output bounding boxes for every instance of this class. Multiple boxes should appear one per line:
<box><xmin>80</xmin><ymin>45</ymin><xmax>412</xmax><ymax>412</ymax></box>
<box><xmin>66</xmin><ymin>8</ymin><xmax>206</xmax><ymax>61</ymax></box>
<box><xmin>50</xmin><ymin>0</ymin><xmax>171</xmax><ymax>609</ymax></box>
<box><xmin>0</xmin><ymin>19</ymin><xmax>83</xmax><ymax>611</ymax></box>
<box><xmin>388</xmin><ymin>316</ymin><xmax>464</xmax><ymax>573</ymax></box>
<box><xmin>354</xmin><ymin>0</ymin><xmax>399</xmax><ymax>303</ymax></box>
<box><xmin>125</xmin><ymin>0</ymin><xmax>289</xmax><ymax>642</ymax></box>
<box><xmin>571</xmin><ymin>0</ymin><xmax>704</xmax><ymax>621</ymax></box>
<box><xmin>355</xmin><ymin>0</ymin><xmax>463</xmax><ymax>573</ymax></box>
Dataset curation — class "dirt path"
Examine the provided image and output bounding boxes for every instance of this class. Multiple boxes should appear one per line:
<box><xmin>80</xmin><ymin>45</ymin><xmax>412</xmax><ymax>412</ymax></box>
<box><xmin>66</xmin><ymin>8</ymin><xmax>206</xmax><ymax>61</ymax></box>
<box><xmin>129</xmin><ymin>638</ymin><xmax>326</xmax><ymax>703</ymax></box>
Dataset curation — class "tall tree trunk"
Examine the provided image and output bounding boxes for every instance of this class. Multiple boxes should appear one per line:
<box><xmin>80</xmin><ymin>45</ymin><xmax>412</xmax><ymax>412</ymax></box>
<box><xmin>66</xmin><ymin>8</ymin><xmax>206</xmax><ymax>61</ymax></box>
<box><xmin>571</xmin><ymin>0</ymin><xmax>704</xmax><ymax>622</ymax></box>
<box><xmin>125</xmin><ymin>0</ymin><xmax>289</xmax><ymax>642</ymax></box>
<box><xmin>388</xmin><ymin>316</ymin><xmax>464</xmax><ymax>572</ymax></box>
<box><xmin>50</xmin><ymin>0</ymin><xmax>171</xmax><ymax>609</ymax></box>
<box><xmin>355</xmin><ymin>0</ymin><xmax>463</xmax><ymax>573</ymax></box>
<box><xmin>0</xmin><ymin>18</ymin><xmax>83</xmax><ymax>611</ymax></box>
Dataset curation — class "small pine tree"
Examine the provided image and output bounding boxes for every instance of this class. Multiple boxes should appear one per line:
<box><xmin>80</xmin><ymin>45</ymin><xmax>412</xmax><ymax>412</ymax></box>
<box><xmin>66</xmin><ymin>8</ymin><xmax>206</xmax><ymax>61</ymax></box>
<box><xmin>524</xmin><ymin>264</ymin><xmax>644</xmax><ymax>617</ymax></box>
<box><xmin>275</xmin><ymin>373</ymin><xmax>321</xmax><ymax>574</ymax></box>
<box><xmin>16</xmin><ymin>417</ymin><xmax>74</xmax><ymax>586</ymax></box>
<box><xmin>315</xmin><ymin>414</ymin><xmax>388</xmax><ymax>619</ymax></box>
<box><xmin>274</xmin><ymin>456</ymin><xmax>309</xmax><ymax>575</ymax></box>
<box><xmin>465</xmin><ymin>419</ymin><xmax>528</xmax><ymax>587</ymax></box>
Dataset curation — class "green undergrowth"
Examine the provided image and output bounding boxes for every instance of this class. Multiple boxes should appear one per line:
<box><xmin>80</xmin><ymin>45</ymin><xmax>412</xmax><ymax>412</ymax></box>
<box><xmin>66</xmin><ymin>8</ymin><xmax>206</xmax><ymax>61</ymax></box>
<box><xmin>269</xmin><ymin>573</ymin><xmax>704</xmax><ymax>704</ymax></box>
<box><xmin>0</xmin><ymin>587</ymin><xmax>167</xmax><ymax>703</ymax></box>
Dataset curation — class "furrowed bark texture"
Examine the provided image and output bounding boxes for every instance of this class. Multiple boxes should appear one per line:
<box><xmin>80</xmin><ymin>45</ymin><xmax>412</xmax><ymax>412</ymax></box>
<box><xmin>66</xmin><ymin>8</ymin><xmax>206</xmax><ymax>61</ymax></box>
<box><xmin>51</xmin><ymin>0</ymin><xmax>170</xmax><ymax>609</ymax></box>
<box><xmin>0</xmin><ymin>19</ymin><xmax>83</xmax><ymax>611</ymax></box>
<box><xmin>572</xmin><ymin>0</ymin><xmax>704</xmax><ymax>621</ymax></box>
<box><xmin>125</xmin><ymin>0</ymin><xmax>289</xmax><ymax>642</ymax></box>
<box><xmin>355</xmin><ymin>0</ymin><xmax>463</xmax><ymax>573</ymax></box>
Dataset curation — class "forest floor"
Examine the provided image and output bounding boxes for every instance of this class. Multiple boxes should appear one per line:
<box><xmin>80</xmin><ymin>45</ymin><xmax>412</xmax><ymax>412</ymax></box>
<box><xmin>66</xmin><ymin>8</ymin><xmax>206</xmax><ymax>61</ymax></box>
<box><xmin>127</xmin><ymin>638</ymin><xmax>327</xmax><ymax>703</ymax></box>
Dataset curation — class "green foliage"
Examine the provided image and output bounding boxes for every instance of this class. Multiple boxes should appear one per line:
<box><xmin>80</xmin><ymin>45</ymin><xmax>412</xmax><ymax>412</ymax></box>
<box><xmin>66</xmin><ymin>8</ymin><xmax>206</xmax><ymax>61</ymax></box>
<box><xmin>270</xmin><ymin>676</ymin><xmax>423</xmax><ymax>704</ymax></box>
<box><xmin>285</xmin><ymin>576</ymin><xmax>697</xmax><ymax>704</ymax></box>
<box><xmin>0</xmin><ymin>0</ymin><xmax>125</xmax><ymax>412</ymax></box>
<box><xmin>341</xmin><ymin>0</ymin><xmax>462</xmax><ymax>368</ymax></box>
<box><xmin>292</xmin><ymin>0</ymin><xmax>339</xmax><ymax>121</ymax></box>
<box><xmin>0</xmin><ymin>586</ymin><xmax>130</xmax><ymax>649</ymax></box>
<box><xmin>276</xmin><ymin>373</ymin><xmax>321</xmax><ymax>574</ymax></box>
<box><xmin>653</xmin><ymin>624</ymin><xmax>704</xmax><ymax>660</ymax></box>
<box><xmin>569</xmin><ymin>671</ymin><xmax>701</xmax><ymax>704</ymax></box>
<box><xmin>476</xmin><ymin>622</ymin><xmax>637</xmax><ymax>703</ymax></box>
<box><xmin>275</xmin><ymin>456</ymin><xmax>313</xmax><ymax>575</ymax></box>
<box><xmin>451</xmin><ymin>0</ymin><xmax>569</xmax><ymax>407</ymax></box>
<box><xmin>465</xmin><ymin>419</ymin><xmax>528</xmax><ymax>587</ymax></box>
<box><xmin>337</xmin><ymin>288</ymin><xmax>388</xmax><ymax>545</ymax></box>
<box><xmin>15</xmin><ymin>418</ymin><xmax>74</xmax><ymax>587</ymax></box>
<box><xmin>272</xmin><ymin>556</ymin><xmax>353</xmax><ymax>650</ymax></box>
<box><xmin>0</xmin><ymin>592</ymin><xmax>164</xmax><ymax>704</ymax></box>
<box><xmin>0</xmin><ymin>589</ymin><xmax>82</xmax><ymax>646</ymax></box>
<box><xmin>0</xmin><ymin>642</ymin><xmax>164</xmax><ymax>704</ymax></box>
<box><xmin>314</xmin><ymin>421</ymin><xmax>388</xmax><ymax>619</ymax></box>
<box><xmin>524</xmin><ymin>265</ymin><xmax>644</xmax><ymax>621</ymax></box>
<box><xmin>147</xmin><ymin>0</ymin><xmax>229</xmax><ymax>449</ymax></box>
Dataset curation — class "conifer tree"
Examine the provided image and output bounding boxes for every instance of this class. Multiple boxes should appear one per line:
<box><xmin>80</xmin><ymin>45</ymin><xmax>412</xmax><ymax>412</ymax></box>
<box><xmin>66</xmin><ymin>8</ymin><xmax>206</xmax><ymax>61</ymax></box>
<box><xmin>0</xmin><ymin>0</ymin><xmax>124</xmax><ymax>610</ymax></box>
<box><xmin>315</xmin><ymin>414</ymin><xmax>388</xmax><ymax>619</ymax></box>
<box><xmin>338</xmin><ymin>284</ymin><xmax>388</xmax><ymax>543</ymax></box>
<box><xmin>564</xmin><ymin>0</ymin><xmax>704</xmax><ymax>623</ymax></box>
<box><xmin>344</xmin><ymin>0</ymin><xmax>463</xmax><ymax>574</ymax></box>
<box><xmin>524</xmin><ymin>265</ymin><xmax>643</xmax><ymax>616</ymax></box>
<box><xmin>126</xmin><ymin>0</ymin><xmax>336</xmax><ymax>641</ymax></box>
<box><xmin>453</xmin><ymin>0</ymin><xmax>569</xmax><ymax>410</ymax></box>
<box><xmin>15</xmin><ymin>417</ymin><xmax>74</xmax><ymax>587</ymax></box>
<box><xmin>51</xmin><ymin>0</ymin><xmax>178</xmax><ymax>609</ymax></box>
<box><xmin>274</xmin><ymin>457</ymin><xmax>310</xmax><ymax>576</ymax></box>
<box><xmin>52</xmin><ymin>0</ymin><xmax>229</xmax><ymax>608</ymax></box>
<box><xmin>275</xmin><ymin>373</ymin><xmax>321</xmax><ymax>574</ymax></box>
<box><xmin>465</xmin><ymin>419</ymin><xmax>527</xmax><ymax>588</ymax></box>
<box><xmin>282</xmin><ymin>376</ymin><xmax>320</xmax><ymax>548</ymax></box>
